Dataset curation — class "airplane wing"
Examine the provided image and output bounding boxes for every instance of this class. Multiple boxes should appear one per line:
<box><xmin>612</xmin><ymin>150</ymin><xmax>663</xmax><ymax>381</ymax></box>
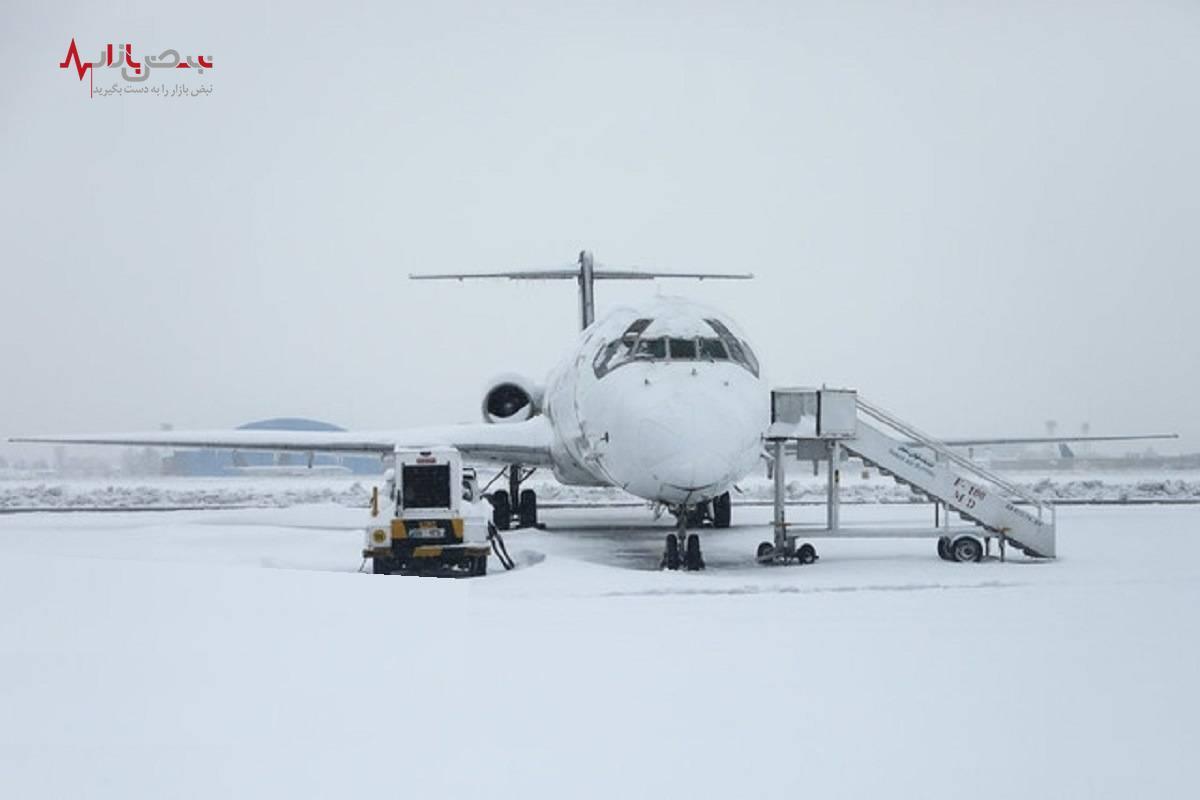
<box><xmin>928</xmin><ymin>433</ymin><xmax>1178</xmax><ymax>448</ymax></box>
<box><xmin>10</xmin><ymin>418</ymin><xmax>555</xmax><ymax>467</ymax></box>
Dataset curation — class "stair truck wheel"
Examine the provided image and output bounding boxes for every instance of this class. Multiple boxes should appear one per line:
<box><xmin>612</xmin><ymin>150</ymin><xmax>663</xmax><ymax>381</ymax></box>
<box><xmin>937</xmin><ymin>536</ymin><xmax>953</xmax><ymax>561</ymax></box>
<box><xmin>951</xmin><ymin>535</ymin><xmax>983</xmax><ymax>563</ymax></box>
<box><xmin>518</xmin><ymin>489</ymin><xmax>538</xmax><ymax>528</ymax></box>
<box><xmin>491</xmin><ymin>490</ymin><xmax>512</xmax><ymax>531</ymax></box>
<box><xmin>662</xmin><ymin>534</ymin><xmax>681</xmax><ymax>570</ymax></box>
<box><xmin>756</xmin><ymin>541</ymin><xmax>774</xmax><ymax>563</ymax></box>
<box><xmin>372</xmin><ymin>555</ymin><xmax>395</xmax><ymax>575</ymax></box>
<box><xmin>797</xmin><ymin>543</ymin><xmax>817</xmax><ymax>565</ymax></box>
<box><xmin>712</xmin><ymin>492</ymin><xmax>732</xmax><ymax>528</ymax></box>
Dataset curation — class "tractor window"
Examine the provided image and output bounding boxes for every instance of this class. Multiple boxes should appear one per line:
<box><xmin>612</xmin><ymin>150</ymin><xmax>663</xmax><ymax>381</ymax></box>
<box><xmin>401</xmin><ymin>465</ymin><xmax>451</xmax><ymax>509</ymax></box>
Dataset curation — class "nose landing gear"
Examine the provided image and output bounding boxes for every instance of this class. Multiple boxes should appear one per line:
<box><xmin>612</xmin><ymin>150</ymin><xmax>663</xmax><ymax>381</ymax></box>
<box><xmin>661</xmin><ymin>506</ymin><xmax>707</xmax><ymax>571</ymax></box>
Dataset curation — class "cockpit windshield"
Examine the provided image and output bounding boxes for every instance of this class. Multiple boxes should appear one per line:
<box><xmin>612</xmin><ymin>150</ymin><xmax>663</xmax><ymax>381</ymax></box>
<box><xmin>592</xmin><ymin>317</ymin><xmax>760</xmax><ymax>378</ymax></box>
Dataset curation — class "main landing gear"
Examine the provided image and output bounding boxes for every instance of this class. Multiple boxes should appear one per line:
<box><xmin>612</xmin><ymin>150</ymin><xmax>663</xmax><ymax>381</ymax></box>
<box><xmin>659</xmin><ymin>494</ymin><xmax>731</xmax><ymax>571</ymax></box>
<box><xmin>682</xmin><ymin>492</ymin><xmax>733</xmax><ymax>529</ymax></box>
<box><xmin>488</xmin><ymin>463</ymin><xmax>540</xmax><ymax>531</ymax></box>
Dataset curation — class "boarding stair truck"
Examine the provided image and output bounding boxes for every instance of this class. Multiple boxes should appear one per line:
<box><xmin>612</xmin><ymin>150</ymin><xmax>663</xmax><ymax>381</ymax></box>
<box><xmin>363</xmin><ymin>446</ymin><xmax>493</xmax><ymax>577</ymax></box>
<box><xmin>761</xmin><ymin>387</ymin><xmax>1056</xmax><ymax>565</ymax></box>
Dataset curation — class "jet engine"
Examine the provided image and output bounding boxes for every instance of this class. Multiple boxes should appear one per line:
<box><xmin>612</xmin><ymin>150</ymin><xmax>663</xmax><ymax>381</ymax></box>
<box><xmin>482</xmin><ymin>374</ymin><xmax>544</xmax><ymax>424</ymax></box>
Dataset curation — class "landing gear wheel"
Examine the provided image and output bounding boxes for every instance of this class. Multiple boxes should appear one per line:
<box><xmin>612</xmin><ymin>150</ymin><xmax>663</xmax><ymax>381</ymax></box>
<box><xmin>756</xmin><ymin>541</ymin><xmax>774</xmax><ymax>563</ymax></box>
<box><xmin>518</xmin><ymin>489</ymin><xmax>538</xmax><ymax>529</ymax></box>
<box><xmin>796</xmin><ymin>543</ymin><xmax>817</xmax><ymax>565</ymax></box>
<box><xmin>951</xmin><ymin>535</ymin><xmax>983</xmax><ymax>563</ymax></box>
<box><xmin>684</xmin><ymin>533</ymin><xmax>705</xmax><ymax>571</ymax></box>
<box><xmin>491</xmin><ymin>490</ymin><xmax>511</xmax><ymax>531</ymax></box>
<box><xmin>937</xmin><ymin>536</ymin><xmax>953</xmax><ymax>561</ymax></box>
<box><xmin>712</xmin><ymin>492</ymin><xmax>732</xmax><ymax>528</ymax></box>
<box><xmin>662</xmin><ymin>534</ymin><xmax>681</xmax><ymax>571</ymax></box>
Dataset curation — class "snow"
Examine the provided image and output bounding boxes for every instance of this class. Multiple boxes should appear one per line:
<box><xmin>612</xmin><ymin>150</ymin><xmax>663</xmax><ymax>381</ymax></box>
<box><xmin>5</xmin><ymin>467</ymin><xmax>1200</xmax><ymax>511</ymax></box>
<box><xmin>1</xmin><ymin>497</ymin><xmax>1198</xmax><ymax>798</ymax></box>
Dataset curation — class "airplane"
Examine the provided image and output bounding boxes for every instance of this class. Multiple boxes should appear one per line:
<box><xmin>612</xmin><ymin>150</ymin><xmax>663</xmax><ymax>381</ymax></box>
<box><xmin>12</xmin><ymin>251</ymin><xmax>1178</xmax><ymax>571</ymax></box>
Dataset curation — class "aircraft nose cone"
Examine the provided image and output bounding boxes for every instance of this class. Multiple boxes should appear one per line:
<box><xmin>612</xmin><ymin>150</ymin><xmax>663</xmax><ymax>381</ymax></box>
<box><xmin>598</xmin><ymin>373</ymin><xmax>766</xmax><ymax>502</ymax></box>
<box><xmin>635</xmin><ymin>408</ymin><xmax>741</xmax><ymax>487</ymax></box>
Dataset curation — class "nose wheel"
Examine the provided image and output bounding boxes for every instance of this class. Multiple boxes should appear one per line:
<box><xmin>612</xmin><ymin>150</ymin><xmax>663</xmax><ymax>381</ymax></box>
<box><xmin>661</xmin><ymin>509</ymin><xmax>705</xmax><ymax>571</ymax></box>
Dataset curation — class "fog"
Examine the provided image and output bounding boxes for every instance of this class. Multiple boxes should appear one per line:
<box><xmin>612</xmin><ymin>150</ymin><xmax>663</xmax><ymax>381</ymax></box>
<box><xmin>2</xmin><ymin>0</ymin><xmax>1198</xmax><ymax>458</ymax></box>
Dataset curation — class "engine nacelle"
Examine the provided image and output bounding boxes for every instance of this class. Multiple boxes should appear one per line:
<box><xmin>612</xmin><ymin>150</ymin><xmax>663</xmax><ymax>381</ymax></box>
<box><xmin>482</xmin><ymin>374</ymin><xmax>544</xmax><ymax>424</ymax></box>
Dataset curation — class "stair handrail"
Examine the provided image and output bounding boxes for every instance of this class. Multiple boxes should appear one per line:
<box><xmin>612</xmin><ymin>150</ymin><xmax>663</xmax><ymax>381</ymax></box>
<box><xmin>856</xmin><ymin>396</ymin><xmax>1052</xmax><ymax>520</ymax></box>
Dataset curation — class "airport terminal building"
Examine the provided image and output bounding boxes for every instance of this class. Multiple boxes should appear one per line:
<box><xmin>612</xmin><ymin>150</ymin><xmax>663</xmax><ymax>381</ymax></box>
<box><xmin>164</xmin><ymin>418</ymin><xmax>379</xmax><ymax>476</ymax></box>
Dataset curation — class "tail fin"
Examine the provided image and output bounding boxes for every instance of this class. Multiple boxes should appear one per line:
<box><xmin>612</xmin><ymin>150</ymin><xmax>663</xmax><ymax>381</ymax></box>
<box><xmin>410</xmin><ymin>250</ymin><xmax>753</xmax><ymax>330</ymax></box>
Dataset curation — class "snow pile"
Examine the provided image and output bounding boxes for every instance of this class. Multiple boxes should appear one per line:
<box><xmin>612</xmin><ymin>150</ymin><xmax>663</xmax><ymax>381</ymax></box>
<box><xmin>1028</xmin><ymin>477</ymin><xmax>1200</xmax><ymax>502</ymax></box>
<box><xmin>730</xmin><ymin>473</ymin><xmax>1200</xmax><ymax>504</ymax></box>
<box><xmin>0</xmin><ymin>479</ymin><xmax>372</xmax><ymax>510</ymax></box>
<box><xmin>3</xmin><ymin>468</ymin><xmax>1200</xmax><ymax>511</ymax></box>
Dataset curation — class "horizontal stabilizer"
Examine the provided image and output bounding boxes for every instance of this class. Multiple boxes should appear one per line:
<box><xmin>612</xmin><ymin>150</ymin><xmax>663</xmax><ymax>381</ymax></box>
<box><xmin>409</xmin><ymin>269</ymin><xmax>753</xmax><ymax>281</ymax></box>
<box><xmin>410</xmin><ymin>250</ymin><xmax>753</xmax><ymax>330</ymax></box>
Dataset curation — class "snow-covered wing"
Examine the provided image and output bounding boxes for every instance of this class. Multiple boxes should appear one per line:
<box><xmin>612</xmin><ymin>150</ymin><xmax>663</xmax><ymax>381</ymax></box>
<box><xmin>11</xmin><ymin>418</ymin><xmax>555</xmax><ymax>466</ymax></box>
<box><xmin>930</xmin><ymin>433</ymin><xmax>1178</xmax><ymax>448</ymax></box>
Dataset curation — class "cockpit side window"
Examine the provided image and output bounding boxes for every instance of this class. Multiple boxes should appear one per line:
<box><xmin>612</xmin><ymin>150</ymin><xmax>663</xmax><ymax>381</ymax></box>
<box><xmin>593</xmin><ymin>340</ymin><xmax>623</xmax><ymax>375</ymax></box>
<box><xmin>594</xmin><ymin>318</ymin><xmax>655</xmax><ymax>377</ymax></box>
<box><xmin>635</xmin><ymin>337</ymin><xmax>667</xmax><ymax>359</ymax></box>
<box><xmin>705</xmin><ymin>318</ymin><xmax>760</xmax><ymax>377</ymax></box>
<box><xmin>623</xmin><ymin>318</ymin><xmax>652</xmax><ymax>339</ymax></box>
<box><xmin>740</xmin><ymin>339</ymin><xmax>760</xmax><ymax>375</ymax></box>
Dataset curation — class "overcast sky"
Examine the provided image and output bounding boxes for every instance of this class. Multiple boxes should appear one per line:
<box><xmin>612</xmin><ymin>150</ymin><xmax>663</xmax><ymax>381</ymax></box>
<box><xmin>2</xmin><ymin>0</ymin><xmax>1197</xmax><ymax>457</ymax></box>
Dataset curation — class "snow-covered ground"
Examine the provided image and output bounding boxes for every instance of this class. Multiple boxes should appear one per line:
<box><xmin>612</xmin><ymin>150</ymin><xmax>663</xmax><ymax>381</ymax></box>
<box><xmin>5</xmin><ymin>466</ymin><xmax>1200</xmax><ymax>510</ymax></box>
<box><xmin>1</xmin><ymin>501</ymin><xmax>1197</xmax><ymax>798</ymax></box>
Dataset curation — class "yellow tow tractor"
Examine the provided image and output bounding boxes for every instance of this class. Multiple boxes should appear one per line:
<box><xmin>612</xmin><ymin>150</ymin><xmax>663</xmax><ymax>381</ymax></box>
<box><xmin>363</xmin><ymin>446</ymin><xmax>498</xmax><ymax>577</ymax></box>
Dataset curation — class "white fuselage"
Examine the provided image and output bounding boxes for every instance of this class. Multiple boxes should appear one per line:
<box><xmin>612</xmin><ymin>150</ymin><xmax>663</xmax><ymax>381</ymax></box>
<box><xmin>538</xmin><ymin>297</ymin><xmax>769</xmax><ymax>507</ymax></box>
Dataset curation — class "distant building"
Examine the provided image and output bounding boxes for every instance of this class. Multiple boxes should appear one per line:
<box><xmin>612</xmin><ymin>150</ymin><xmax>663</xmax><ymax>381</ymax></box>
<box><xmin>164</xmin><ymin>418</ymin><xmax>379</xmax><ymax>476</ymax></box>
